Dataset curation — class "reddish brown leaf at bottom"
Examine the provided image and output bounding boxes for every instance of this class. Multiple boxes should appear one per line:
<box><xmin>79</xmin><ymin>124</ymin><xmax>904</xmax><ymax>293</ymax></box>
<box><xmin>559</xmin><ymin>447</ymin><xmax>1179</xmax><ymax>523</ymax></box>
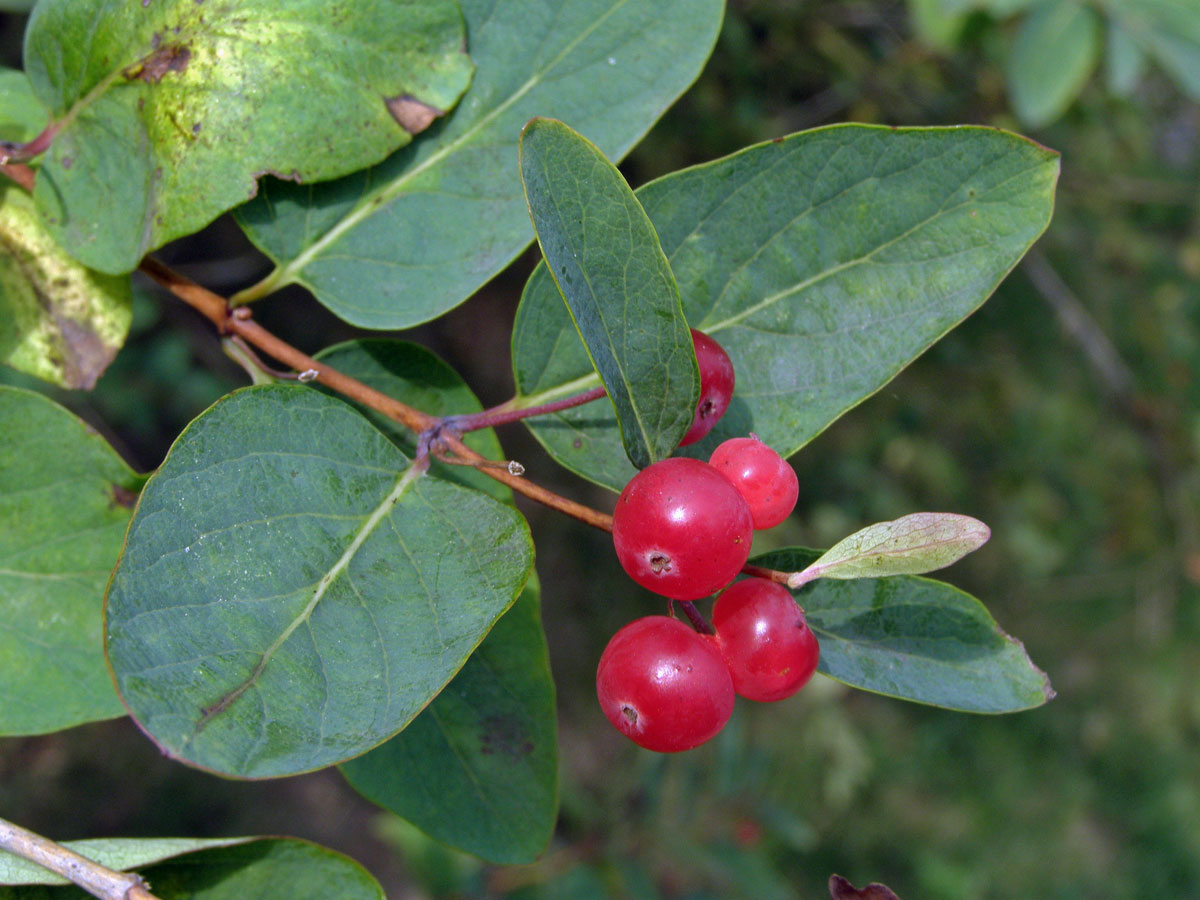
<box><xmin>829</xmin><ymin>874</ymin><xmax>901</xmax><ymax>900</ymax></box>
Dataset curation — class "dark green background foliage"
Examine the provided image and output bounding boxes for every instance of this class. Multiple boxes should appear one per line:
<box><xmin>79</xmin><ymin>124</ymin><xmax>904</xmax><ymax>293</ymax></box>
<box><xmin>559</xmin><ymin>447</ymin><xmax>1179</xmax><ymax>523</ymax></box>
<box><xmin>2</xmin><ymin>1</ymin><xmax>1199</xmax><ymax>899</ymax></box>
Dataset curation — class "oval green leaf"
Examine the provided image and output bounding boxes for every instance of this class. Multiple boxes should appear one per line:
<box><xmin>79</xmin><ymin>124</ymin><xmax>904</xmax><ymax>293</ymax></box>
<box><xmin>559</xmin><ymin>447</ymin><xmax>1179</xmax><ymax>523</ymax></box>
<box><xmin>341</xmin><ymin>575</ymin><xmax>556</xmax><ymax>865</ymax></box>
<box><xmin>1106</xmin><ymin>0</ymin><xmax>1200</xmax><ymax>100</ymax></box>
<box><xmin>0</xmin><ymin>386</ymin><xmax>139</xmax><ymax>735</ymax></box>
<box><xmin>0</xmin><ymin>838</ymin><xmax>384</xmax><ymax>900</ymax></box>
<box><xmin>1005</xmin><ymin>0</ymin><xmax>1102</xmax><ymax>127</ymax></box>
<box><xmin>511</xmin><ymin>124</ymin><xmax>1060</xmax><ymax>491</ymax></box>
<box><xmin>755</xmin><ymin>548</ymin><xmax>1055</xmax><ymax>713</ymax></box>
<box><xmin>233</xmin><ymin>0</ymin><xmax>725</xmax><ymax>328</ymax></box>
<box><xmin>23</xmin><ymin>0</ymin><xmax>473</xmax><ymax>274</ymax></box>
<box><xmin>105</xmin><ymin>385</ymin><xmax>533</xmax><ymax>778</ymax></box>
<box><xmin>519</xmin><ymin>118</ymin><xmax>697</xmax><ymax>468</ymax></box>
<box><xmin>789</xmin><ymin>512</ymin><xmax>991</xmax><ymax>586</ymax></box>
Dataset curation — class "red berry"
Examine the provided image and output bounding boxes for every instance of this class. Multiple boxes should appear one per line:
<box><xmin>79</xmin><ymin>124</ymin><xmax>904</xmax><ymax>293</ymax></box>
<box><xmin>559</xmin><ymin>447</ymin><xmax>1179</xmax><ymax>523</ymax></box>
<box><xmin>596</xmin><ymin>616</ymin><xmax>735</xmax><ymax>752</ymax></box>
<box><xmin>679</xmin><ymin>329</ymin><xmax>735</xmax><ymax>446</ymax></box>
<box><xmin>712</xmin><ymin>578</ymin><xmax>819</xmax><ymax>702</ymax></box>
<box><xmin>612</xmin><ymin>457</ymin><xmax>753</xmax><ymax>600</ymax></box>
<box><xmin>709</xmin><ymin>435</ymin><xmax>799</xmax><ymax>529</ymax></box>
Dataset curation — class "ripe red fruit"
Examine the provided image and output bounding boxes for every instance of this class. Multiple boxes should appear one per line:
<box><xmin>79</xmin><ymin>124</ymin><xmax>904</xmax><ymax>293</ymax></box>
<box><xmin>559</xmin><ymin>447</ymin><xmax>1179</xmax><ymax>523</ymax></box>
<box><xmin>612</xmin><ymin>457</ymin><xmax>753</xmax><ymax>600</ymax></box>
<box><xmin>596</xmin><ymin>615</ymin><xmax>735</xmax><ymax>752</ymax></box>
<box><xmin>709</xmin><ymin>435</ymin><xmax>799</xmax><ymax>529</ymax></box>
<box><xmin>712</xmin><ymin>577</ymin><xmax>819</xmax><ymax>702</ymax></box>
<box><xmin>679</xmin><ymin>329</ymin><xmax>735</xmax><ymax>446</ymax></box>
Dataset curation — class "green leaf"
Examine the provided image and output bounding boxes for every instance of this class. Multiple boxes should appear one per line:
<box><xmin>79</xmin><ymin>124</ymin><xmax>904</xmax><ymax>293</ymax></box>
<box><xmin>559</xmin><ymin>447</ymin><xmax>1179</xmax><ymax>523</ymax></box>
<box><xmin>0</xmin><ymin>386</ymin><xmax>139</xmax><ymax>735</ymax></box>
<box><xmin>1106</xmin><ymin>18</ymin><xmax>1148</xmax><ymax>95</ymax></box>
<box><xmin>0</xmin><ymin>839</ymin><xmax>384</xmax><ymax>900</ymax></box>
<box><xmin>0</xmin><ymin>183</ymin><xmax>133</xmax><ymax>389</ymax></box>
<box><xmin>1103</xmin><ymin>0</ymin><xmax>1200</xmax><ymax>100</ymax></box>
<box><xmin>519</xmin><ymin>118</ymin><xmax>697</xmax><ymax>468</ymax></box>
<box><xmin>755</xmin><ymin>548</ymin><xmax>1055</xmax><ymax>713</ymax></box>
<box><xmin>233</xmin><ymin>0</ymin><xmax>725</xmax><ymax>329</ymax></box>
<box><xmin>0</xmin><ymin>68</ymin><xmax>48</xmax><ymax>144</ymax></box>
<box><xmin>23</xmin><ymin>0</ymin><xmax>473</xmax><ymax>274</ymax></box>
<box><xmin>312</xmin><ymin>339</ymin><xmax>512</xmax><ymax>503</ymax></box>
<box><xmin>0</xmin><ymin>70</ymin><xmax>132</xmax><ymax>389</ymax></box>
<box><xmin>789</xmin><ymin>512</ymin><xmax>991</xmax><ymax>586</ymax></box>
<box><xmin>907</xmin><ymin>0</ymin><xmax>969</xmax><ymax>50</ymax></box>
<box><xmin>105</xmin><ymin>385</ymin><xmax>533</xmax><ymax>778</ymax></box>
<box><xmin>1005</xmin><ymin>0</ymin><xmax>1102</xmax><ymax>127</ymax></box>
<box><xmin>511</xmin><ymin>124</ymin><xmax>1060</xmax><ymax>491</ymax></box>
<box><xmin>0</xmin><ymin>838</ymin><xmax>249</xmax><ymax>886</ymax></box>
<box><xmin>341</xmin><ymin>575</ymin><xmax>557</xmax><ymax>865</ymax></box>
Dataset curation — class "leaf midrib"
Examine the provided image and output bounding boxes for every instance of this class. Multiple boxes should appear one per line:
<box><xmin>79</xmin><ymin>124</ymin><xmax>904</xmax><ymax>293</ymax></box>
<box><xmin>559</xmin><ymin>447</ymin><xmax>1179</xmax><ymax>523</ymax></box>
<box><xmin>256</xmin><ymin>0</ymin><xmax>634</xmax><ymax>294</ymax></box>
<box><xmin>188</xmin><ymin>461</ymin><xmax>425</xmax><ymax>738</ymax></box>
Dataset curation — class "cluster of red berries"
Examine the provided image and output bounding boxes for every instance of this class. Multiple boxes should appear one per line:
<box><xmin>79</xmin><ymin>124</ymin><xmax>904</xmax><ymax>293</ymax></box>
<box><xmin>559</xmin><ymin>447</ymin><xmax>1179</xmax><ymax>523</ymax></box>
<box><xmin>596</xmin><ymin>330</ymin><xmax>820</xmax><ymax>752</ymax></box>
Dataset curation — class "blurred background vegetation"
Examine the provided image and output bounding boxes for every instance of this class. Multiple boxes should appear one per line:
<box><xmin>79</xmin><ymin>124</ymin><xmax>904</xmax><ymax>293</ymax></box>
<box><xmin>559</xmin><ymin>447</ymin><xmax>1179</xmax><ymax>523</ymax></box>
<box><xmin>2</xmin><ymin>0</ymin><xmax>1199</xmax><ymax>897</ymax></box>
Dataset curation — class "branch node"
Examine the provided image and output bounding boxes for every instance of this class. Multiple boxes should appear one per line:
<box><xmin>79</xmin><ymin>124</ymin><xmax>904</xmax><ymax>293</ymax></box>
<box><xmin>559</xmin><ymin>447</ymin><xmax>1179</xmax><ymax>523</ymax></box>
<box><xmin>297</xmin><ymin>369</ymin><xmax>319</xmax><ymax>383</ymax></box>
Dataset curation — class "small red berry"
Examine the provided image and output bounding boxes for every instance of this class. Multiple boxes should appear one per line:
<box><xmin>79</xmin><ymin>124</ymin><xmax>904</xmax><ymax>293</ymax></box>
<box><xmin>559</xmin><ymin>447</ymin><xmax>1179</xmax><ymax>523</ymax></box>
<box><xmin>713</xmin><ymin>577</ymin><xmax>819</xmax><ymax>702</ymax></box>
<box><xmin>709</xmin><ymin>435</ymin><xmax>799</xmax><ymax>529</ymax></box>
<box><xmin>596</xmin><ymin>616</ymin><xmax>735</xmax><ymax>752</ymax></box>
<box><xmin>679</xmin><ymin>329</ymin><xmax>735</xmax><ymax>446</ymax></box>
<box><xmin>612</xmin><ymin>457</ymin><xmax>753</xmax><ymax>600</ymax></box>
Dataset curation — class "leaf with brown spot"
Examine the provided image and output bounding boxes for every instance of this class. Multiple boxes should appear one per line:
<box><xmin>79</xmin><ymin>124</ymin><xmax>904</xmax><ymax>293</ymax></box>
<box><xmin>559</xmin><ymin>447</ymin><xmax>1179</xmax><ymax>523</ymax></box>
<box><xmin>23</xmin><ymin>0</ymin><xmax>473</xmax><ymax>274</ymax></box>
<box><xmin>829</xmin><ymin>875</ymin><xmax>902</xmax><ymax>900</ymax></box>
<box><xmin>0</xmin><ymin>181</ymin><xmax>131</xmax><ymax>389</ymax></box>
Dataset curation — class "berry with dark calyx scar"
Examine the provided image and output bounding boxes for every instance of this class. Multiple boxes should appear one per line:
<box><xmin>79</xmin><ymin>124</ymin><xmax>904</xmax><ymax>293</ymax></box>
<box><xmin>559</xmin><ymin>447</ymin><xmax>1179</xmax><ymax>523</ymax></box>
<box><xmin>596</xmin><ymin>615</ymin><xmax>734</xmax><ymax>752</ymax></box>
<box><xmin>713</xmin><ymin>577</ymin><xmax>819</xmax><ymax>702</ymax></box>
<box><xmin>709</xmin><ymin>434</ymin><xmax>799</xmax><ymax>529</ymax></box>
<box><xmin>679</xmin><ymin>328</ymin><xmax>735</xmax><ymax>446</ymax></box>
<box><xmin>612</xmin><ymin>457</ymin><xmax>753</xmax><ymax>600</ymax></box>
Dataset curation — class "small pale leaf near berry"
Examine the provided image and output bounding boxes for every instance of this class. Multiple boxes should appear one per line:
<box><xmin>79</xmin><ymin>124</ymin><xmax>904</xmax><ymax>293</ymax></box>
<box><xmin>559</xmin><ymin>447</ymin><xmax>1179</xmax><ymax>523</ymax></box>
<box><xmin>789</xmin><ymin>512</ymin><xmax>990</xmax><ymax>587</ymax></box>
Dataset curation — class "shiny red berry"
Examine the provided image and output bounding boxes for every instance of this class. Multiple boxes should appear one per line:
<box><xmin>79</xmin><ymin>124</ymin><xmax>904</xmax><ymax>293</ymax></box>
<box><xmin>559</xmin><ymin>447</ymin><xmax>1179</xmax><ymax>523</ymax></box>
<box><xmin>612</xmin><ymin>457</ymin><xmax>753</xmax><ymax>600</ymax></box>
<box><xmin>709</xmin><ymin>435</ymin><xmax>799</xmax><ymax>529</ymax></box>
<box><xmin>596</xmin><ymin>615</ymin><xmax>735</xmax><ymax>752</ymax></box>
<box><xmin>679</xmin><ymin>329</ymin><xmax>735</xmax><ymax>446</ymax></box>
<box><xmin>713</xmin><ymin>577</ymin><xmax>819</xmax><ymax>702</ymax></box>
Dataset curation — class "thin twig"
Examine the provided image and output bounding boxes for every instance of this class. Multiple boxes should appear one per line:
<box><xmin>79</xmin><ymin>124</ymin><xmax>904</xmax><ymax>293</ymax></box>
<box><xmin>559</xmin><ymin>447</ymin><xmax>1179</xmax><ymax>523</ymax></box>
<box><xmin>1023</xmin><ymin>249</ymin><xmax>1136</xmax><ymax>401</ymax></box>
<box><xmin>0</xmin><ymin>817</ymin><xmax>162</xmax><ymax>900</ymax></box>
<box><xmin>137</xmin><ymin>258</ymin><xmax>795</xmax><ymax>573</ymax></box>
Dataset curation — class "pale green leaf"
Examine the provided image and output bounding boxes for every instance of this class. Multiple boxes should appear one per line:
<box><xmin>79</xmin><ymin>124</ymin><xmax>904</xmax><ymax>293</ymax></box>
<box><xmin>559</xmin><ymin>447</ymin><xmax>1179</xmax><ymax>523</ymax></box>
<box><xmin>0</xmin><ymin>838</ymin><xmax>249</xmax><ymax>886</ymax></box>
<box><xmin>1005</xmin><ymin>0</ymin><xmax>1102</xmax><ymax>127</ymax></box>
<box><xmin>789</xmin><ymin>512</ymin><xmax>991</xmax><ymax>586</ymax></box>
